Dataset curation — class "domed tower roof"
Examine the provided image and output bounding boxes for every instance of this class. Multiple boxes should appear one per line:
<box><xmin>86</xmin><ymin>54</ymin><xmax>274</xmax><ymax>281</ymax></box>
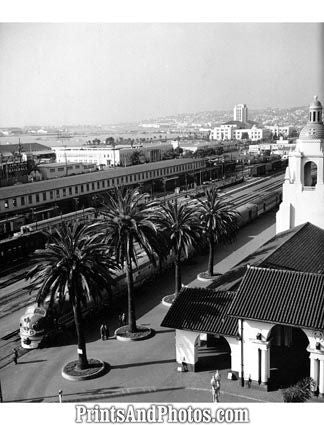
<box><xmin>299</xmin><ymin>96</ymin><xmax>324</xmax><ymax>140</ymax></box>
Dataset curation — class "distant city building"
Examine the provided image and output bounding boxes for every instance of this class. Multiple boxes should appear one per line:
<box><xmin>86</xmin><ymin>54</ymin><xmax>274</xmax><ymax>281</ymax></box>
<box><xmin>264</xmin><ymin>125</ymin><xmax>295</xmax><ymax>138</ymax></box>
<box><xmin>233</xmin><ymin>104</ymin><xmax>248</xmax><ymax>122</ymax></box>
<box><xmin>210</xmin><ymin>123</ymin><xmax>271</xmax><ymax>142</ymax></box>
<box><xmin>210</xmin><ymin>104</ymin><xmax>271</xmax><ymax>142</ymax></box>
<box><xmin>53</xmin><ymin>143</ymin><xmax>173</xmax><ymax>167</ymax></box>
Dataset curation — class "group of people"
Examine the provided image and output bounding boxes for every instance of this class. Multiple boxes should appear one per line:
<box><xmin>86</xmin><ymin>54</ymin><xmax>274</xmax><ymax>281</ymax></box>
<box><xmin>99</xmin><ymin>313</ymin><xmax>127</xmax><ymax>341</ymax></box>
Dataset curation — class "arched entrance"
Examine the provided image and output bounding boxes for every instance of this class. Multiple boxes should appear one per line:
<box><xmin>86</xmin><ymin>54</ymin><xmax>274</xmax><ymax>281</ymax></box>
<box><xmin>304</xmin><ymin>161</ymin><xmax>317</xmax><ymax>186</ymax></box>
<box><xmin>195</xmin><ymin>334</ymin><xmax>231</xmax><ymax>372</ymax></box>
<box><xmin>268</xmin><ymin>325</ymin><xmax>309</xmax><ymax>389</ymax></box>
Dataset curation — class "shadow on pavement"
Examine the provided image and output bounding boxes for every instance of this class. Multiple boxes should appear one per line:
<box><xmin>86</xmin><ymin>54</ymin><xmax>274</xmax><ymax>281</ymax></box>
<box><xmin>110</xmin><ymin>358</ymin><xmax>176</xmax><ymax>370</ymax></box>
<box><xmin>10</xmin><ymin>386</ymin><xmax>185</xmax><ymax>403</ymax></box>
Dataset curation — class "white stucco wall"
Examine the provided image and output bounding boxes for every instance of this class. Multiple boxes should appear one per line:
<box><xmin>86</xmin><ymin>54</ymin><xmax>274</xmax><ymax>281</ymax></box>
<box><xmin>276</xmin><ymin>138</ymin><xmax>324</xmax><ymax>233</ymax></box>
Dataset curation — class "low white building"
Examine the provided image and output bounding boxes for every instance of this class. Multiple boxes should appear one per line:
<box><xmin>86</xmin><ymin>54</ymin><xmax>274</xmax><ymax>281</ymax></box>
<box><xmin>53</xmin><ymin>143</ymin><xmax>173</xmax><ymax>167</ymax></box>
<box><xmin>210</xmin><ymin>124</ymin><xmax>271</xmax><ymax>142</ymax></box>
<box><xmin>265</xmin><ymin>125</ymin><xmax>294</xmax><ymax>138</ymax></box>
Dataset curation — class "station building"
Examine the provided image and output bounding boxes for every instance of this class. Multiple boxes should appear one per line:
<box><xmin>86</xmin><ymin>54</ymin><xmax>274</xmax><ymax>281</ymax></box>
<box><xmin>162</xmin><ymin>96</ymin><xmax>324</xmax><ymax>395</ymax></box>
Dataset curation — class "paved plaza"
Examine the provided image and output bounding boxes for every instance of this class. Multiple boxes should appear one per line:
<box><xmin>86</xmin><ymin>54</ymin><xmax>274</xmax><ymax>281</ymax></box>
<box><xmin>0</xmin><ymin>213</ymin><xmax>289</xmax><ymax>403</ymax></box>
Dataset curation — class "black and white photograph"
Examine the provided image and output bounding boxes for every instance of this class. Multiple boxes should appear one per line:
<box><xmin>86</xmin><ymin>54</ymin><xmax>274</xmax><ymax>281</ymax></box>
<box><xmin>0</xmin><ymin>1</ymin><xmax>324</xmax><ymax>424</ymax></box>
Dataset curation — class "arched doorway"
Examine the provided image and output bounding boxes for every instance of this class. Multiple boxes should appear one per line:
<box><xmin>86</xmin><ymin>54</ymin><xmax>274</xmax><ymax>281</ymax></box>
<box><xmin>304</xmin><ymin>161</ymin><xmax>317</xmax><ymax>186</ymax></box>
<box><xmin>268</xmin><ymin>325</ymin><xmax>309</xmax><ymax>389</ymax></box>
<box><xmin>195</xmin><ymin>334</ymin><xmax>231</xmax><ymax>372</ymax></box>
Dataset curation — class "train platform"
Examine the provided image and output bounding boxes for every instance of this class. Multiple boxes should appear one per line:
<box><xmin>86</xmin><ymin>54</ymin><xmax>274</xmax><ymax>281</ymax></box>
<box><xmin>0</xmin><ymin>212</ymin><xmax>282</xmax><ymax>404</ymax></box>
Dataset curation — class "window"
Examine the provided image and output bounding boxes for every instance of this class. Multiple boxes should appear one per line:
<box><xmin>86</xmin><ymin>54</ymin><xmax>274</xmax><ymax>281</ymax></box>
<box><xmin>56</xmin><ymin>189</ymin><xmax>60</xmax><ymax>198</ymax></box>
<box><xmin>28</xmin><ymin>195</ymin><xmax>33</xmax><ymax>204</ymax></box>
<box><xmin>75</xmin><ymin>186</ymin><xmax>79</xmax><ymax>194</ymax></box>
<box><xmin>92</xmin><ymin>183</ymin><xmax>95</xmax><ymax>190</ymax></box>
<box><xmin>69</xmin><ymin>187</ymin><xmax>72</xmax><ymax>195</ymax></box>
<box><xmin>50</xmin><ymin>168</ymin><xmax>55</xmax><ymax>173</ymax></box>
<box><xmin>130</xmin><ymin>175</ymin><xmax>133</xmax><ymax>182</ymax></box>
<box><xmin>63</xmin><ymin>188</ymin><xmax>66</xmax><ymax>196</ymax></box>
<box><xmin>42</xmin><ymin>192</ymin><xmax>47</xmax><ymax>201</ymax></box>
<box><xmin>58</xmin><ymin>167</ymin><xmax>64</xmax><ymax>172</ymax></box>
<box><xmin>80</xmin><ymin>185</ymin><xmax>84</xmax><ymax>193</ymax></box>
<box><xmin>97</xmin><ymin>182</ymin><xmax>100</xmax><ymax>189</ymax></box>
<box><xmin>13</xmin><ymin>198</ymin><xmax>17</xmax><ymax>207</ymax></box>
<box><xmin>86</xmin><ymin>184</ymin><xmax>90</xmax><ymax>191</ymax></box>
<box><xmin>50</xmin><ymin>191</ymin><xmax>53</xmax><ymax>200</ymax></box>
<box><xmin>21</xmin><ymin>196</ymin><xmax>25</xmax><ymax>206</ymax></box>
<box><xmin>4</xmin><ymin>200</ymin><xmax>8</xmax><ymax>208</ymax></box>
<box><xmin>102</xmin><ymin>180</ymin><xmax>105</xmax><ymax>188</ymax></box>
<box><xmin>75</xmin><ymin>165</ymin><xmax>80</xmax><ymax>169</ymax></box>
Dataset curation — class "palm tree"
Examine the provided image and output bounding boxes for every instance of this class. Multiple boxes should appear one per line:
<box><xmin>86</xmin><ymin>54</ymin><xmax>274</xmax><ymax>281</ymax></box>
<box><xmin>150</xmin><ymin>198</ymin><xmax>202</xmax><ymax>298</ymax></box>
<box><xmin>26</xmin><ymin>222</ymin><xmax>118</xmax><ymax>370</ymax></box>
<box><xmin>100</xmin><ymin>188</ymin><xmax>160</xmax><ymax>333</ymax></box>
<box><xmin>197</xmin><ymin>187</ymin><xmax>239</xmax><ymax>277</ymax></box>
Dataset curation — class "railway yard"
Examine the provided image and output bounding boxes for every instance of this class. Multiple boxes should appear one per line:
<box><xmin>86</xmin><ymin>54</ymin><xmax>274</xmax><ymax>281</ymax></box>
<box><xmin>0</xmin><ymin>173</ymin><xmax>284</xmax><ymax>371</ymax></box>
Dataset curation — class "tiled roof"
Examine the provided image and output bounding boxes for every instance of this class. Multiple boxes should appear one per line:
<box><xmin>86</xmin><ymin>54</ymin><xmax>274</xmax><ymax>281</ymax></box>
<box><xmin>161</xmin><ymin>288</ymin><xmax>238</xmax><ymax>337</ymax></box>
<box><xmin>228</xmin><ymin>266</ymin><xmax>324</xmax><ymax>330</ymax></box>
<box><xmin>261</xmin><ymin>222</ymin><xmax>324</xmax><ymax>273</ymax></box>
<box><xmin>208</xmin><ymin>222</ymin><xmax>324</xmax><ymax>291</ymax></box>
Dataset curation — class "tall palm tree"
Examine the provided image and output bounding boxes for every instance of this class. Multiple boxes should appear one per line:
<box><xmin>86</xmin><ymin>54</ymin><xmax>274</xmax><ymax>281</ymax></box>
<box><xmin>150</xmin><ymin>198</ymin><xmax>202</xmax><ymax>297</ymax></box>
<box><xmin>26</xmin><ymin>222</ymin><xmax>118</xmax><ymax>370</ymax></box>
<box><xmin>197</xmin><ymin>187</ymin><xmax>239</xmax><ymax>276</ymax></box>
<box><xmin>100</xmin><ymin>187</ymin><xmax>160</xmax><ymax>333</ymax></box>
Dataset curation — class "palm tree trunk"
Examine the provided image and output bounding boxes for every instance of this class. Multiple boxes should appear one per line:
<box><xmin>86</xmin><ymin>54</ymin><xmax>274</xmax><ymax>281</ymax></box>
<box><xmin>72</xmin><ymin>294</ymin><xmax>88</xmax><ymax>370</ymax></box>
<box><xmin>174</xmin><ymin>250</ymin><xmax>182</xmax><ymax>296</ymax></box>
<box><xmin>208</xmin><ymin>232</ymin><xmax>215</xmax><ymax>276</ymax></box>
<box><xmin>126</xmin><ymin>253</ymin><xmax>137</xmax><ymax>333</ymax></box>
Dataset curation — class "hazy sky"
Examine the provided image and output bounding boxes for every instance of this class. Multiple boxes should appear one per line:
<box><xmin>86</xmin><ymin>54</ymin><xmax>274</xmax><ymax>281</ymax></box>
<box><xmin>0</xmin><ymin>23</ymin><xmax>323</xmax><ymax>126</ymax></box>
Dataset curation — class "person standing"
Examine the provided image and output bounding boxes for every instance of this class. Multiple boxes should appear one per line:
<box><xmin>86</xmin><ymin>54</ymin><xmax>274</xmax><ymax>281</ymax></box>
<box><xmin>211</xmin><ymin>370</ymin><xmax>221</xmax><ymax>402</ymax></box>
<box><xmin>104</xmin><ymin>323</ymin><xmax>109</xmax><ymax>339</ymax></box>
<box><xmin>100</xmin><ymin>324</ymin><xmax>105</xmax><ymax>340</ymax></box>
<box><xmin>12</xmin><ymin>348</ymin><xmax>18</xmax><ymax>365</ymax></box>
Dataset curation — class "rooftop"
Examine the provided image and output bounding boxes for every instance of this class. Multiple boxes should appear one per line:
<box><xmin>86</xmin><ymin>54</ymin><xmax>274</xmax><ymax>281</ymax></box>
<box><xmin>161</xmin><ymin>288</ymin><xmax>237</xmax><ymax>337</ymax></box>
<box><xmin>228</xmin><ymin>266</ymin><xmax>324</xmax><ymax>331</ymax></box>
<box><xmin>208</xmin><ymin>222</ymin><xmax>324</xmax><ymax>291</ymax></box>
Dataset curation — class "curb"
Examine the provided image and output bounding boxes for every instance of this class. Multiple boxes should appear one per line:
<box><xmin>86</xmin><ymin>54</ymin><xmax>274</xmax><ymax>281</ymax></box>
<box><xmin>62</xmin><ymin>359</ymin><xmax>106</xmax><ymax>381</ymax></box>
<box><xmin>114</xmin><ymin>326</ymin><xmax>153</xmax><ymax>342</ymax></box>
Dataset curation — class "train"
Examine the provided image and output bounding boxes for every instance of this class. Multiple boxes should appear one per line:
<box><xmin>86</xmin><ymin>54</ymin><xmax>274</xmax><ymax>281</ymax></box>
<box><xmin>18</xmin><ymin>207</ymin><xmax>97</xmax><ymax>235</ymax></box>
<box><xmin>0</xmin><ymin>207</ymin><xmax>97</xmax><ymax>264</ymax></box>
<box><xmin>19</xmin><ymin>185</ymin><xmax>282</xmax><ymax>349</ymax></box>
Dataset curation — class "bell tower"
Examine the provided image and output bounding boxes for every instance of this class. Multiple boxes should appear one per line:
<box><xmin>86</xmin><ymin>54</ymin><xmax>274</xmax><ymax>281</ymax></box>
<box><xmin>276</xmin><ymin>96</ymin><xmax>324</xmax><ymax>233</ymax></box>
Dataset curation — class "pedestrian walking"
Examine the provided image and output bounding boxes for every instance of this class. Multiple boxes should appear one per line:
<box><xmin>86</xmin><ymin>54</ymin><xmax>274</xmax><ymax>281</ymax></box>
<box><xmin>104</xmin><ymin>323</ymin><xmax>109</xmax><ymax>339</ymax></box>
<box><xmin>211</xmin><ymin>370</ymin><xmax>221</xmax><ymax>402</ymax></box>
<box><xmin>248</xmin><ymin>374</ymin><xmax>252</xmax><ymax>389</ymax></box>
<box><xmin>121</xmin><ymin>313</ymin><xmax>126</xmax><ymax>326</ymax></box>
<box><xmin>12</xmin><ymin>348</ymin><xmax>18</xmax><ymax>365</ymax></box>
<box><xmin>100</xmin><ymin>323</ymin><xmax>105</xmax><ymax>340</ymax></box>
<box><xmin>58</xmin><ymin>389</ymin><xmax>63</xmax><ymax>403</ymax></box>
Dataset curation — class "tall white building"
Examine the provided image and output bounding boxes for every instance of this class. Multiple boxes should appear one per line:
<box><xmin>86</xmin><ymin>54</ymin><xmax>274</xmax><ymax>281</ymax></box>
<box><xmin>234</xmin><ymin>104</ymin><xmax>248</xmax><ymax>122</ymax></box>
<box><xmin>276</xmin><ymin>96</ymin><xmax>324</xmax><ymax>233</ymax></box>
